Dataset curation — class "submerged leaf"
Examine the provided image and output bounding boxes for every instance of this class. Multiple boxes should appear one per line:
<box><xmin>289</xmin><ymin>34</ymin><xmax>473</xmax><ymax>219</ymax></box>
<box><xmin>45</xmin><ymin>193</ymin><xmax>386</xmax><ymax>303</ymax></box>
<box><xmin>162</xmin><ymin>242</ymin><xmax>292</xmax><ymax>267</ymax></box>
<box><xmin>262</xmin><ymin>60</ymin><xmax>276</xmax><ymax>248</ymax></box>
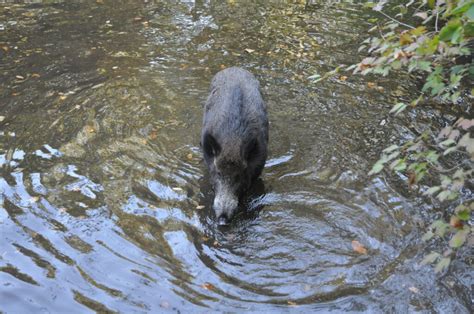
<box><xmin>434</xmin><ymin>257</ymin><xmax>450</xmax><ymax>273</ymax></box>
<box><xmin>421</xmin><ymin>251</ymin><xmax>440</xmax><ymax>265</ymax></box>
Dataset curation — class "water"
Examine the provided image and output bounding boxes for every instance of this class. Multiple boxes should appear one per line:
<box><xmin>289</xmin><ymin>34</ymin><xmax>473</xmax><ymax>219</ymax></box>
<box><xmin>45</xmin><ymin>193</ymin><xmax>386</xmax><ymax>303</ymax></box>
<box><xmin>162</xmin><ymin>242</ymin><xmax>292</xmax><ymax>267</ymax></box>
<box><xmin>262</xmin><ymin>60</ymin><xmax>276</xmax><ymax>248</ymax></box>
<box><xmin>0</xmin><ymin>1</ymin><xmax>472</xmax><ymax>312</ymax></box>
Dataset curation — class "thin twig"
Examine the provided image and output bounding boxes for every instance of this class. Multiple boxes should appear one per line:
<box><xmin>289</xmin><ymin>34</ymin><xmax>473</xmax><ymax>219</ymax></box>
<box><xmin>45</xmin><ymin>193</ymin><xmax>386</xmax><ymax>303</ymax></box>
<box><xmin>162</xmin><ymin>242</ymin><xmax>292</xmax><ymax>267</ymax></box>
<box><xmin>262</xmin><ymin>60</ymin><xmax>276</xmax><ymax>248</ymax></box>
<box><xmin>377</xmin><ymin>22</ymin><xmax>386</xmax><ymax>40</ymax></box>
<box><xmin>435</xmin><ymin>9</ymin><xmax>439</xmax><ymax>32</ymax></box>
<box><xmin>379</xmin><ymin>10</ymin><xmax>415</xmax><ymax>29</ymax></box>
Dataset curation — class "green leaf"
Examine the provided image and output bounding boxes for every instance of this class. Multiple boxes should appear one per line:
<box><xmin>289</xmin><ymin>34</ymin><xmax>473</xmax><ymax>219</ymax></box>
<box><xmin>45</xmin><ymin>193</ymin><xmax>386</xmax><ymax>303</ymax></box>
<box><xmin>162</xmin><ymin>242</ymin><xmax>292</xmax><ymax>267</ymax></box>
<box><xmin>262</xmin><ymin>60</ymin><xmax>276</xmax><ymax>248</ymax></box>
<box><xmin>431</xmin><ymin>220</ymin><xmax>449</xmax><ymax>237</ymax></box>
<box><xmin>451</xmin><ymin>26</ymin><xmax>463</xmax><ymax>44</ymax></box>
<box><xmin>421</xmin><ymin>251</ymin><xmax>440</xmax><ymax>265</ymax></box>
<box><xmin>457</xmin><ymin>210</ymin><xmax>470</xmax><ymax>221</ymax></box>
<box><xmin>383</xmin><ymin>145</ymin><xmax>399</xmax><ymax>153</ymax></box>
<box><xmin>439</xmin><ymin>21</ymin><xmax>462</xmax><ymax>42</ymax></box>
<box><xmin>438</xmin><ymin>190</ymin><xmax>452</xmax><ymax>201</ymax></box>
<box><xmin>390</xmin><ymin>102</ymin><xmax>407</xmax><ymax>115</ymax></box>
<box><xmin>422</xmin><ymin>230</ymin><xmax>434</xmax><ymax>241</ymax></box>
<box><xmin>455</xmin><ymin>204</ymin><xmax>471</xmax><ymax>221</ymax></box>
<box><xmin>464</xmin><ymin>22</ymin><xmax>474</xmax><ymax>37</ymax></box>
<box><xmin>434</xmin><ymin>257</ymin><xmax>450</xmax><ymax>273</ymax></box>
<box><xmin>440</xmin><ymin>139</ymin><xmax>456</xmax><ymax>147</ymax></box>
<box><xmin>368</xmin><ymin>161</ymin><xmax>384</xmax><ymax>175</ymax></box>
<box><xmin>449</xmin><ymin>228</ymin><xmax>469</xmax><ymax>248</ymax></box>
<box><xmin>450</xmin><ymin>3</ymin><xmax>472</xmax><ymax>16</ymax></box>
<box><xmin>425</xmin><ymin>186</ymin><xmax>441</xmax><ymax>195</ymax></box>
<box><xmin>390</xmin><ymin>158</ymin><xmax>407</xmax><ymax>171</ymax></box>
<box><xmin>417</xmin><ymin>61</ymin><xmax>432</xmax><ymax>72</ymax></box>
<box><xmin>467</xmin><ymin>5</ymin><xmax>474</xmax><ymax>20</ymax></box>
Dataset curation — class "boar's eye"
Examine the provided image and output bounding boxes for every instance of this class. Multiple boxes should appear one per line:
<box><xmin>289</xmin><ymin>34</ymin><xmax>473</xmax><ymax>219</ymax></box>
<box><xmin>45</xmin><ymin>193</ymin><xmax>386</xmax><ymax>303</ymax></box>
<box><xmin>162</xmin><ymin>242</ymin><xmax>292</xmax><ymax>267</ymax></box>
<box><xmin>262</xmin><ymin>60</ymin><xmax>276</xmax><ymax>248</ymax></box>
<box><xmin>203</xmin><ymin>133</ymin><xmax>221</xmax><ymax>158</ymax></box>
<box><xmin>244</xmin><ymin>139</ymin><xmax>259</xmax><ymax>161</ymax></box>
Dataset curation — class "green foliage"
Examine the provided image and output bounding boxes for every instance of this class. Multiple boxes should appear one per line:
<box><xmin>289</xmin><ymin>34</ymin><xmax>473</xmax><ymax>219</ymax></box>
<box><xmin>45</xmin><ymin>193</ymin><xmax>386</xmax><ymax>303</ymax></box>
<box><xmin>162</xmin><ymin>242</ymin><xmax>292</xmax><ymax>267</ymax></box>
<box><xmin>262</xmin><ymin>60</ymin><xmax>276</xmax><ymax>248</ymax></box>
<box><xmin>359</xmin><ymin>0</ymin><xmax>474</xmax><ymax>273</ymax></box>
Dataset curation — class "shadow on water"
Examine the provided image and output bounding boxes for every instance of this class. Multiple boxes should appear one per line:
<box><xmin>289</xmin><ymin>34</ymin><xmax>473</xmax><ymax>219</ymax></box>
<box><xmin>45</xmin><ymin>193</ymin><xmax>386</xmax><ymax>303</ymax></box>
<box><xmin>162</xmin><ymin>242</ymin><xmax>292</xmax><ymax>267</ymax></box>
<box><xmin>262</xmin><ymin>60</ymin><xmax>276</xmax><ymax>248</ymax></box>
<box><xmin>0</xmin><ymin>0</ymin><xmax>472</xmax><ymax>313</ymax></box>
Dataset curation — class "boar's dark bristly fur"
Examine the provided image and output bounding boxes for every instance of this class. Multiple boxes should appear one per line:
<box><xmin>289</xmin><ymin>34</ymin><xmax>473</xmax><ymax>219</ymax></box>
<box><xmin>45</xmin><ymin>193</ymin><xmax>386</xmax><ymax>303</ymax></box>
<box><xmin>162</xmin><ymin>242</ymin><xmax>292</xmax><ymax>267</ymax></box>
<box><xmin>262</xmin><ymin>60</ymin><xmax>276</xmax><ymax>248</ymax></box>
<box><xmin>201</xmin><ymin>67</ymin><xmax>268</xmax><ymax>225</ymax></box>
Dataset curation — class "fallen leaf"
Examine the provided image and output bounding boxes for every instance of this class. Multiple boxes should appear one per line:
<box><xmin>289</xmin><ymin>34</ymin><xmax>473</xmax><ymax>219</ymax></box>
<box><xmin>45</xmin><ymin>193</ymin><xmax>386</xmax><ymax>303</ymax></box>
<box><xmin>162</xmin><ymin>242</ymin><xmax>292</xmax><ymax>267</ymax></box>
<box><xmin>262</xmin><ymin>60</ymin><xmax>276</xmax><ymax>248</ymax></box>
<box><xmin>149</xmin><ymin>130</ymin><xmax>158</xmax><ymax>140</ymax></box>
<box><xmin>408</xmin><ymin>172</ymin><xmax>416</xmax><ymax>187</ymax></box>
<box><xmin>141</xmin><ymin>139</ymin><xmax>147</xmax><ymax>145</ymax></box>
<box><xmin>449</xmin><ymin>216</ymin><xmax>463</xmax><ymax>229</ymax></box>
<box><xmin>196</xmin><ymin>205</ymin><xmax>205</xmax><ymax>210</ymax></box>
<box><xmin>352</xmin><ymin>240</ymin><xmax>368</xmax><ymax>254</ymax></box>
<box><xmin>201</xmin><ymin>283</ymin><xmax>215</xmax><ymax>291</ymax></box>
<box><xmin>29</xmin><ymin>196</ymin><xmax>40</xmax><ymax>203</ymax></box>
<box><xmin>244</xmin><ymin>48</ymin><xmax>255</xmax><ymax>53</ymax></box>
<box><xmin>31</xmin><ymin>73</ymin><xmax>41</xmax><ymax>78</ymax></box>
<box><xmin>59</xmin><ymin>95</ymin><xmax>67</xmax><ymax>101</ymax></box>
<box><xmin>85</xmin><ymin>125</ymin><xmax>95</xmax><ymax>133</ymax></box>
<box><xmin>339</xmin><ymin>75</ymin><xmax>348</xmax><ymax>81</ymax></box>
<box><xmin>220</xmin><ymin>64</ymin><xmax>226</xmax><ymax>70</ymax></box>
<box><xmin>367</xmin><ymin>82</ymin><xmax>376</xmax><ymax>89</ymax></box>
<box><xmin>414</xmin><ymin>12</ymin><xmax>428</xmax><ymax>20</ymax></box>
<box><xmin>1</xmin><ymin>46</ymin><xmax>9</xmax><ymax>52</ymax></box>
<box><xmin>187</xmin><ymin>153</ymin><xmax>193</xmax><ymax>161</ymax></box>
<box><xmin>15</xmin><ymin>75</ymin><xmax>25</xmax><ymax>80</ymax></box>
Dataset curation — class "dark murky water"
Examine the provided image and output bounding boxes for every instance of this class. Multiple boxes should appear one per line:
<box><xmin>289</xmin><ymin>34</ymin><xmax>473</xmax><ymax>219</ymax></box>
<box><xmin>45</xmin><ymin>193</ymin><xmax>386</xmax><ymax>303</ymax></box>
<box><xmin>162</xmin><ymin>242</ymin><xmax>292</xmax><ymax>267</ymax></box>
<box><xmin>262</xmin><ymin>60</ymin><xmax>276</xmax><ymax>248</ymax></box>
<box><xmin>0</xmin><ymin>1</ymin><xmax>472</xmax><ymax>312</ymax></box>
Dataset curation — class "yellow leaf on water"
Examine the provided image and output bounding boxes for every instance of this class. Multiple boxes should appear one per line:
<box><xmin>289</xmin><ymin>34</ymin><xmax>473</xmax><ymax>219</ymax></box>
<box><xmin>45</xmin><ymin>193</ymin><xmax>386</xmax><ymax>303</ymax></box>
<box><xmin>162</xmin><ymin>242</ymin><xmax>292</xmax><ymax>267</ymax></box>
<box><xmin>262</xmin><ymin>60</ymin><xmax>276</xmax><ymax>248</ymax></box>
<box><xmin>201</xmin><ymin>283</ymin><xmax>215</xmax><ymax>291</ymax></box>
<box><xmin>85</xmin><ymin>125</ymin><xmax>95</xmax><ymax>133</ymax></box>
<box><xmin>352</xmin><ymin>240</ymin><xmax>368</xmax><ymax>254</ymax></box>
<box><xmin>367</xmin><ymin>82</ymin><xmax>376</xmax><ymax>89</ymax></box>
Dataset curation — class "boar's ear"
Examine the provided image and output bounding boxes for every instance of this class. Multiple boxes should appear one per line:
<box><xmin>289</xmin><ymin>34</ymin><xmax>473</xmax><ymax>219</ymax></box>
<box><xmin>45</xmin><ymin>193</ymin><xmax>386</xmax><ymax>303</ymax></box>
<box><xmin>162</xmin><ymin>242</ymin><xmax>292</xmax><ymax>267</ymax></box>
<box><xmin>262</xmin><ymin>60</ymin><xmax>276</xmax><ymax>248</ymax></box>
<box><xmin>203</xmin><ymin>133</ymin><xmax>221</xmax><ymax>158</ymax></box>
<box><xmin>244</xmin><ymin>138</ymin><xmax>259</xmax><ymax>161</ymax></box>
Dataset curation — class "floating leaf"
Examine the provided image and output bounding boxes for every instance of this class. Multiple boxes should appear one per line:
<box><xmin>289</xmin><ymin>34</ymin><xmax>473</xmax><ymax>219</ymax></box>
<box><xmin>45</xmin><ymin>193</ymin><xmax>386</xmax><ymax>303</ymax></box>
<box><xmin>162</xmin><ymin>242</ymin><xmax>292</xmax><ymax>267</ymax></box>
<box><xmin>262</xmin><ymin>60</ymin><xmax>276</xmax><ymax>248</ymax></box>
<box><xmin>449</xmin><ymin>228</ymin><xmax>469</xmax><ymax>248</ymax></box>
<box><xmin>383</xmin><ymin>145</ymin><xmax>399</xmax><ymax>153</ymax></box>
<box><xmin>201</xmin><ymin>283</ymin><xmax>215</xmax><ymax>291</ymax></box>
<box><xmin>431</xmin><ymin>220</ymin><xmax>449</xmax><ymax>237</ymax></box>
<box><xmin>422</xmin><ymin>230</ymin><xmax>434</xmax><ymax>241</ymax></box>
<box><xmin>414</xmin><ymin>12</ymin><xmax>428</xmax><ymax>20</ymax></box>
<box><xmin>425</xmin><ymin>186</ymin><xmax>441</xmax><ymax>195</ymax></box>
<box><xmin>368</xmin><ymin>161</ymin><xmax>384</xmax><ymax>175</ymax></box>
<box><xmin>389</xmin><ymin>102</ymin><xmax>407</xmax><ymax>115</ymax></box>
<box><xmin>434</xmin><ymin>257</ymin><xmax>450</xmax><ymax>273</ymax></box>
<box><xmin>421</xmin><ymin>251</ymin><xmax>439</xmax><ymax>265</ymax></box>
<box><xmin>351</xmin><ymin>240</ymin><xmax>368</xmax><ymax>254</ymax></box>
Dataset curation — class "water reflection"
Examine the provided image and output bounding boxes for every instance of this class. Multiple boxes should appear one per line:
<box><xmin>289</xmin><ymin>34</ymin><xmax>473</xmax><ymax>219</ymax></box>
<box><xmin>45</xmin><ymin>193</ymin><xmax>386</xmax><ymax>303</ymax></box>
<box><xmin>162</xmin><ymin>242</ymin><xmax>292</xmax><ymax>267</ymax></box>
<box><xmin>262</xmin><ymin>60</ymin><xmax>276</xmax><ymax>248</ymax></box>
<box><xmin>0</xmin><ymin>0</ymin><xmax>471</xmax><ymax>313</ymax></box>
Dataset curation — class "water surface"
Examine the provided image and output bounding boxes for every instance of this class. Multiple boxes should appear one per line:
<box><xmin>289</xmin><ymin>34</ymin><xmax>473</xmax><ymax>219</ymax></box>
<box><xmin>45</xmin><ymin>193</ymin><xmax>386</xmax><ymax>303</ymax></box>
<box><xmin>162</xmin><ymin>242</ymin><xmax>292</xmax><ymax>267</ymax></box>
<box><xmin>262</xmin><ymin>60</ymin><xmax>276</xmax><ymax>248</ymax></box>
<box><xmin>0</xmin><ymin>1</ymin><xmax>472</xmax><ymax>312</ymax></box>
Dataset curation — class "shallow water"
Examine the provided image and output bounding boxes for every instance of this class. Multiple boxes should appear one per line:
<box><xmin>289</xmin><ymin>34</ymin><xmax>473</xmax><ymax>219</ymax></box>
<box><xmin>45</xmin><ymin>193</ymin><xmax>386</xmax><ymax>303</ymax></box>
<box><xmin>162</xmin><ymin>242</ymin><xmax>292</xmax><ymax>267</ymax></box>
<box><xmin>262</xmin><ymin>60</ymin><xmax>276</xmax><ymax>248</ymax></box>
<box><xmin>0</xmin><ymin>1</ymin><xmax>472</xmax><ymax>312</ymax></box>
